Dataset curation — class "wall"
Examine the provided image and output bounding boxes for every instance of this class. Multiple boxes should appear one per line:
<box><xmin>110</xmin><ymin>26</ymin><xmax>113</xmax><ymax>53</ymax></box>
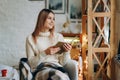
<box><xmin>0</xmin><ymin>0</ymin><xmax>66</xmax><ymax>66</ymax></box>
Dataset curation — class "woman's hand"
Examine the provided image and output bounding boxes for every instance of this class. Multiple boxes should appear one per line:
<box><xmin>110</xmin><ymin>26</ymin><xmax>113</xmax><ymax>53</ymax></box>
<box><xmin>62</xmin><ymin>43</ymin><xmax>72</xmax><ymax>52</ymax></box>
<box><xmin>45</xmin><ymin>46</ymin><xmax>61</xmax><ymax>55</ymax></box>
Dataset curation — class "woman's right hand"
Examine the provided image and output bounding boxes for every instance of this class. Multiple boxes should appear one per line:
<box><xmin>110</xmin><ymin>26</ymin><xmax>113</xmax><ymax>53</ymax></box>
<box><xmin>45</xmin><ymin>46</ymin><xmax>61</xmax><ymax>55</ymax></box>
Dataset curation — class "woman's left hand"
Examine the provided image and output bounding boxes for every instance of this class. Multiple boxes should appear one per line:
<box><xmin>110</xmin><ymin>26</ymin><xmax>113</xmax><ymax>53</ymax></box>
<box><xmin>63</xmin><ymin>43</ymin><xmax>72</xmax><ymax>52</ymax></box>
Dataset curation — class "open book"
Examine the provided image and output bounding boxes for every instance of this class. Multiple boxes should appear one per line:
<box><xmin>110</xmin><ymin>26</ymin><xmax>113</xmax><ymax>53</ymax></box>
<box><xmin>55</xmin><ymin>42</ymin><xmax>65</xmax><ymax>54</ymax></box>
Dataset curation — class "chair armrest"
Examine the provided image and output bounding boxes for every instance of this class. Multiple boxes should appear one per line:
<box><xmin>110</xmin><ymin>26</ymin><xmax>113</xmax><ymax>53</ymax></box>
<box><xmin>64</xmin><ymin>59</ymin><xmax>78</xmax><ymax>80</ymax></box>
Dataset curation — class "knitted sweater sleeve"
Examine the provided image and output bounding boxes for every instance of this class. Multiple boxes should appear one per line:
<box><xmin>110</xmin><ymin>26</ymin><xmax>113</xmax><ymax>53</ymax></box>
<box><xmin>57</xmin><ymin>33</ymin><xmax>71</xmax><ymax>66</ymax></box>
<box><xmin>26</xmin><ymin>35</ymin><xmax>46</xmax><ymax>68</ymax></box>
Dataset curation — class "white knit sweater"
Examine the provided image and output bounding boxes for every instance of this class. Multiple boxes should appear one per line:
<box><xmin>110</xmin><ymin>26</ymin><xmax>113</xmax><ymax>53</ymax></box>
<box><xmin>26</xmin><ymin>32</ymin><xmax>71</xmax><ymax>69</ymax></box>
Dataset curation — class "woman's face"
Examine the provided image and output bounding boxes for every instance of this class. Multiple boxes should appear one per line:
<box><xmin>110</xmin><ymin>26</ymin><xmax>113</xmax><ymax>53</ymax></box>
<box><xmin>44</xmin><ymin>12</ymin><xmax>55</xmax><ymax>31</ymax></box>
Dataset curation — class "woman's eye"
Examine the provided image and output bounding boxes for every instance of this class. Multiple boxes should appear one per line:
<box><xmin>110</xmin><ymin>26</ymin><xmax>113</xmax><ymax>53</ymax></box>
<box><xmin>48</xmin><ymin>17</ymin><xmax>55</xmax><ymax>21</ymax></box>
<box><xmin>48</xmin><ymin>17</ymin><xmax>51</xmax><ymax>19</ymax></box>
<box><xmin>48</xmin><ymin>17</ymin><xmax>52</xmax><ymax>20</ymax></box>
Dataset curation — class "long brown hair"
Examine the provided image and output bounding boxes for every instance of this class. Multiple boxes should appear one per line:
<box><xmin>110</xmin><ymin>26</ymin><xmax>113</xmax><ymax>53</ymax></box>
<box><xmin>32</xmin><ymin>9</ymin><xmax>55</xmax><ymax>43</ymax></box>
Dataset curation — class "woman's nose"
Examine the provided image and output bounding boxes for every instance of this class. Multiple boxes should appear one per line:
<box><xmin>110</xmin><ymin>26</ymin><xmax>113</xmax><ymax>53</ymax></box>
<box><xmin>51</xmin><ymin>19</ymin><xmax>54</xmax><ymax>23</ymax></box>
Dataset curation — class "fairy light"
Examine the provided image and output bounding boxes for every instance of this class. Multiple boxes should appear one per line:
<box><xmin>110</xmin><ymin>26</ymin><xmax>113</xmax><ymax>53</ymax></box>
<box><xmin>64</xmin><ymin>36</ymin><xmax>81</xmax><ymax>60</ymax></box>
<box><xmin>82</xmin><ymin>34</ymin><xmax>88</xmax><ymax>47</ymax></box>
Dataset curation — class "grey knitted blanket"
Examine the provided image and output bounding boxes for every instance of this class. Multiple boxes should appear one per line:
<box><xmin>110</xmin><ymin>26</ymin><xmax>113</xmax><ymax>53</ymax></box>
<box><xmin>19</xmin><ymin>58</ymin><xmax>70</xmax><ymax>80</ymax></box>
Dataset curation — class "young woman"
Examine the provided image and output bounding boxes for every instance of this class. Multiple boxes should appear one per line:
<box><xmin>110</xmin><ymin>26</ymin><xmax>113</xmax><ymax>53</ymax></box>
<box><xmin>25</xmin><ymin>9</ymin><xmax>72</xmax><ymax>80</ymax></box>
